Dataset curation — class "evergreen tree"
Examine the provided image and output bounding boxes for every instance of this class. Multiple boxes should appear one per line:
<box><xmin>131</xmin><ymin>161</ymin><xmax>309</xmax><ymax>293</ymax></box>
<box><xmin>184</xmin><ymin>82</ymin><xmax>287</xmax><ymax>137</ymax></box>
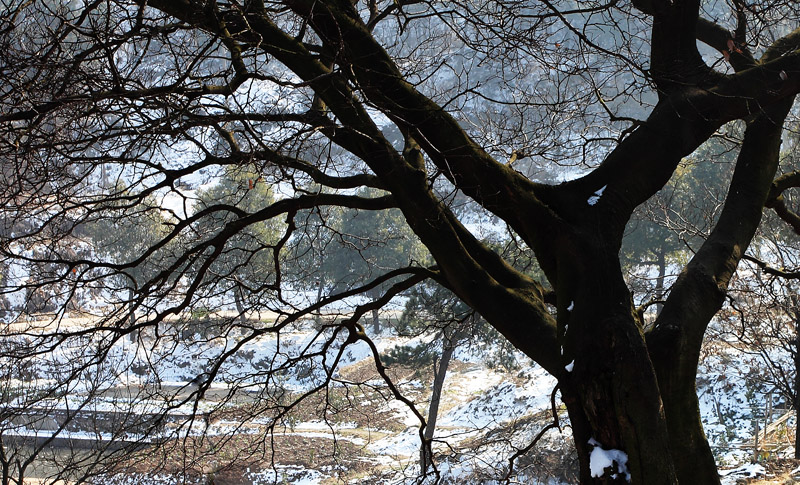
<box><xmin>193</xmin><ymin>165</ymin><xmax>281</xmax><ymax>323</ymax></box>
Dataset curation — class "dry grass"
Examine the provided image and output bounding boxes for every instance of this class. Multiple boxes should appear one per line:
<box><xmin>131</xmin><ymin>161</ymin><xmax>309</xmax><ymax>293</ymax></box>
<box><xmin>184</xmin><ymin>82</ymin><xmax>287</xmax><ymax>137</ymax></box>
<box><xmin>735</xmin><ymin>460</ymin><xmax>800</xmax><ymax>484</ymax></box>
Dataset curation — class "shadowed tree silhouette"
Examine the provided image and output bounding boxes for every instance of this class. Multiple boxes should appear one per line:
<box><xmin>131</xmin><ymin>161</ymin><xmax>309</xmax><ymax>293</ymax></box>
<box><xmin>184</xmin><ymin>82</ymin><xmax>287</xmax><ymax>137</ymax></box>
<box><xmin>3</xmin><ymin>1</ymin><xmax>800</xmax><ymax>483</ymax></box>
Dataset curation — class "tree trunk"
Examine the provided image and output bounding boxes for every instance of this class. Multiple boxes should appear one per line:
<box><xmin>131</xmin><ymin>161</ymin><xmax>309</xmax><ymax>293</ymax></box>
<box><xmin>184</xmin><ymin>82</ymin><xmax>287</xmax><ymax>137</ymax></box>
<box><xmin>0</xmin><ymin>443</ymin><xmax>9</xmax><ymax>485</ymax></box>
<box><xmin>795</xmin><ymin>391</ymin><xmax>800</xmax><ymax>460</ymax></box>
<box><xmin>560</xmin><ymin>316</ymin><xmax>678</xmax><ymax>484</ymax></box>
<box><xmin>420</xmin><ymin>325</ymin><xmax>463</xmax><ymax>472</ymax></box>
<box><xmin>234</xmin><ymin>285</ymin><xmax>247</xmax><ymax>326</ymax></box>
<box><xmin>655</xmin><ymin>247</ymin><xmax>666</xmax><ymax>315</ymax></box>
<box><xmin>647</xmin><ymin>275</ymin><xmax>725</xmax><ymax>485</ymax></box>
<box><xmin>315</xmin><ymin>275</ymin><xmax>324</xmax><ymax>305</ymax></box>
<box><xmin>128</xmin><ymin>287</ymin><xmax>136</xmax><ymax>343</ymax></box>
<box><xmin>313</xmin><ymin>276</ymin><xmax>325</xmax><ymax>327</ymax></box>
<box><xmin>556</xmin><ymin>239</ymin><xmax>679</xmax><ymax>484</ymax></box>
<box><xmin>371</xmin><ymin>307</ymin><xmax>380</xmax><ymax>335</ymax></box>
<box><xmin>753</xmin><ymin>419</ymin><xmax>760</xmax><ymax>462</ymax></box>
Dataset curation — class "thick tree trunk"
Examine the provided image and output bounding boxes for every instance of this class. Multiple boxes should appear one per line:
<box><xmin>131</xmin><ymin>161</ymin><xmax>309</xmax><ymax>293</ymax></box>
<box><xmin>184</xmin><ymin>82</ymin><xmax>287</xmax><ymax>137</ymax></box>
<box><xmin>560</xmin><ymin>314</ymin><xmax>678</xmax><ymax>483</ymax></box>
<box><xmin>647</xmin><ymin>274</ymin><xmax>724</xmax><ymax>485</ymax></box>
<box><xmin>652</xmin><ymin>343</ymin><xmax>721</xmax><ymax>484</ymax></box>
<box><xmin>557</xmin><ymin>238</ymin><xmax>679</xmax><ymax>484</ymax></box>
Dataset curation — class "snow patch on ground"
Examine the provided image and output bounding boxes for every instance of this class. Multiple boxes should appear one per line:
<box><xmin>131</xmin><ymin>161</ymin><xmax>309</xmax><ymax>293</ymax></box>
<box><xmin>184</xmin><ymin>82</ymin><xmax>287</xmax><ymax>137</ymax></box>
<box><xmin>719</xmin><ymin>463</ymin><xmax>766</xmax><ymax>484</ymax></box>
<box><xmin>368</xmin><ymin>426</ymin><xmax>420</xmax><ymax>461</ymax></box>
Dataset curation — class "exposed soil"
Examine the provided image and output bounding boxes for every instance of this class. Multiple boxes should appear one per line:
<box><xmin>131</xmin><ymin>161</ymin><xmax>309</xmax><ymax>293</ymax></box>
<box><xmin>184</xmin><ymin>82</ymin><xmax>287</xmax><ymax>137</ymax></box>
<box><xmin>107</xmin><ymin>433</ymin><xmax>375</xmax><ymax>484</ymax></box>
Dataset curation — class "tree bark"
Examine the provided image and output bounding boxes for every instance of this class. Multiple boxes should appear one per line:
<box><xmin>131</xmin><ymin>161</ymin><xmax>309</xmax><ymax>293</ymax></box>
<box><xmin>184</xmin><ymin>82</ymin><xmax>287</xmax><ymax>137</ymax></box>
<box><xmin>557</xmin><ymin>238</ymin><xmax>678</xmax><ymax>484</ymax></box>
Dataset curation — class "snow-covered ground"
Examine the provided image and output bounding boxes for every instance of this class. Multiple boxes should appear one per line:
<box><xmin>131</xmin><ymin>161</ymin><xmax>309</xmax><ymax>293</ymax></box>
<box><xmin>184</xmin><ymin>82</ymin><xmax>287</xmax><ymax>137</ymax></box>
<box><xmin>0</xmin><ymin>310</ymin><xmax>791</xmax><ymax>484</ymax></box>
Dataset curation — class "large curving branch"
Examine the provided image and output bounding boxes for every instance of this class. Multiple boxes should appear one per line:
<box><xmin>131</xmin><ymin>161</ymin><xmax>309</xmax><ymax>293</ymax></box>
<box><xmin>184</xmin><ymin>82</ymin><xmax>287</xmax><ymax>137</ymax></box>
<box><xmin>281</xmin><ymin>0</ymin><xmax>556</xmax><ymax>232</ymax></box>
<box><xmin>133</xmin><ymin>0</ymin><xmax>564</xmax><ymax>372</ymax></box>
<box><xmin>552</xmin><ymin>28</ymin><xmax>800</xmax><ymax>228</ymax></box>
<box><xmin>648</xmin><ymin>90</ymin><xmax>795</xmax><ymax>366</ymax></box>
<box><xmin>644</xmin><ymin>95</ymin><xmax>794</xmax><ymax>483</ymax></box>
<box><xmin>766</xmin><ymin>171</ymin><xmax>800</xmax><ymax>235</ymax></box>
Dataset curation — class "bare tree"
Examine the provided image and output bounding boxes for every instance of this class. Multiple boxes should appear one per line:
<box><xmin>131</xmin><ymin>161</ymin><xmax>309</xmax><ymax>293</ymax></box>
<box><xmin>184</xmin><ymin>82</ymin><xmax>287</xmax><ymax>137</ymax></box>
<box><xmin>718</xmin><ymin>203</ymin><xmax>800</xmax><ymax>459</ymax></box>
<box><xmin>4</xmin><ymin>1</ymin><xmax>800</xmax><ymax>483</ymax></box>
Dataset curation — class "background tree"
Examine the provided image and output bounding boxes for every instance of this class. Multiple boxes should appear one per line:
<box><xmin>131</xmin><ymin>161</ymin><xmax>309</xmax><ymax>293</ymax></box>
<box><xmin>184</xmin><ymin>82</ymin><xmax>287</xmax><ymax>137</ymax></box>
<box><xmin>389</xmin><ymin>279</ymin><xmax>522</xmax><ymax>473</ymax></box>
<box><xmin>4</xmin><ymin>1</ymin><xmax>800</xmax><ymax>484</ymax></box>
<box><xmin>83</xmin><ymin>189</ymin><xmax>171</xmax><ymax>328</ymax></box>
<box><xmin>193</xmin><ymin>165</ymin><xmax>281</xmax><ymax>325</ymax></box>
<box><xmin>283</xmin><ymin>186</ymin><xmax>422</xmax><ymax>333</ymax></box>
<box><xmin>623</xmin><ymin>134</ymin><xmax>738</xmax><ymax>317</ymax></box>
<box><xmin>321</xmin><ymin>187</ymin><xmax>422</xmax><ymax>333</ymax></box>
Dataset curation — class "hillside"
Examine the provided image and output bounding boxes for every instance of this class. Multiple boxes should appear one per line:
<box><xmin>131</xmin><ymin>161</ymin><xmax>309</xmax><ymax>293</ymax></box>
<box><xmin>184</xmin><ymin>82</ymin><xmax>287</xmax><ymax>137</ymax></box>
<box><xmin>4</xmin><ymin>311</ymin><xmax>792</xmax><ymax>484</ymax></box>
